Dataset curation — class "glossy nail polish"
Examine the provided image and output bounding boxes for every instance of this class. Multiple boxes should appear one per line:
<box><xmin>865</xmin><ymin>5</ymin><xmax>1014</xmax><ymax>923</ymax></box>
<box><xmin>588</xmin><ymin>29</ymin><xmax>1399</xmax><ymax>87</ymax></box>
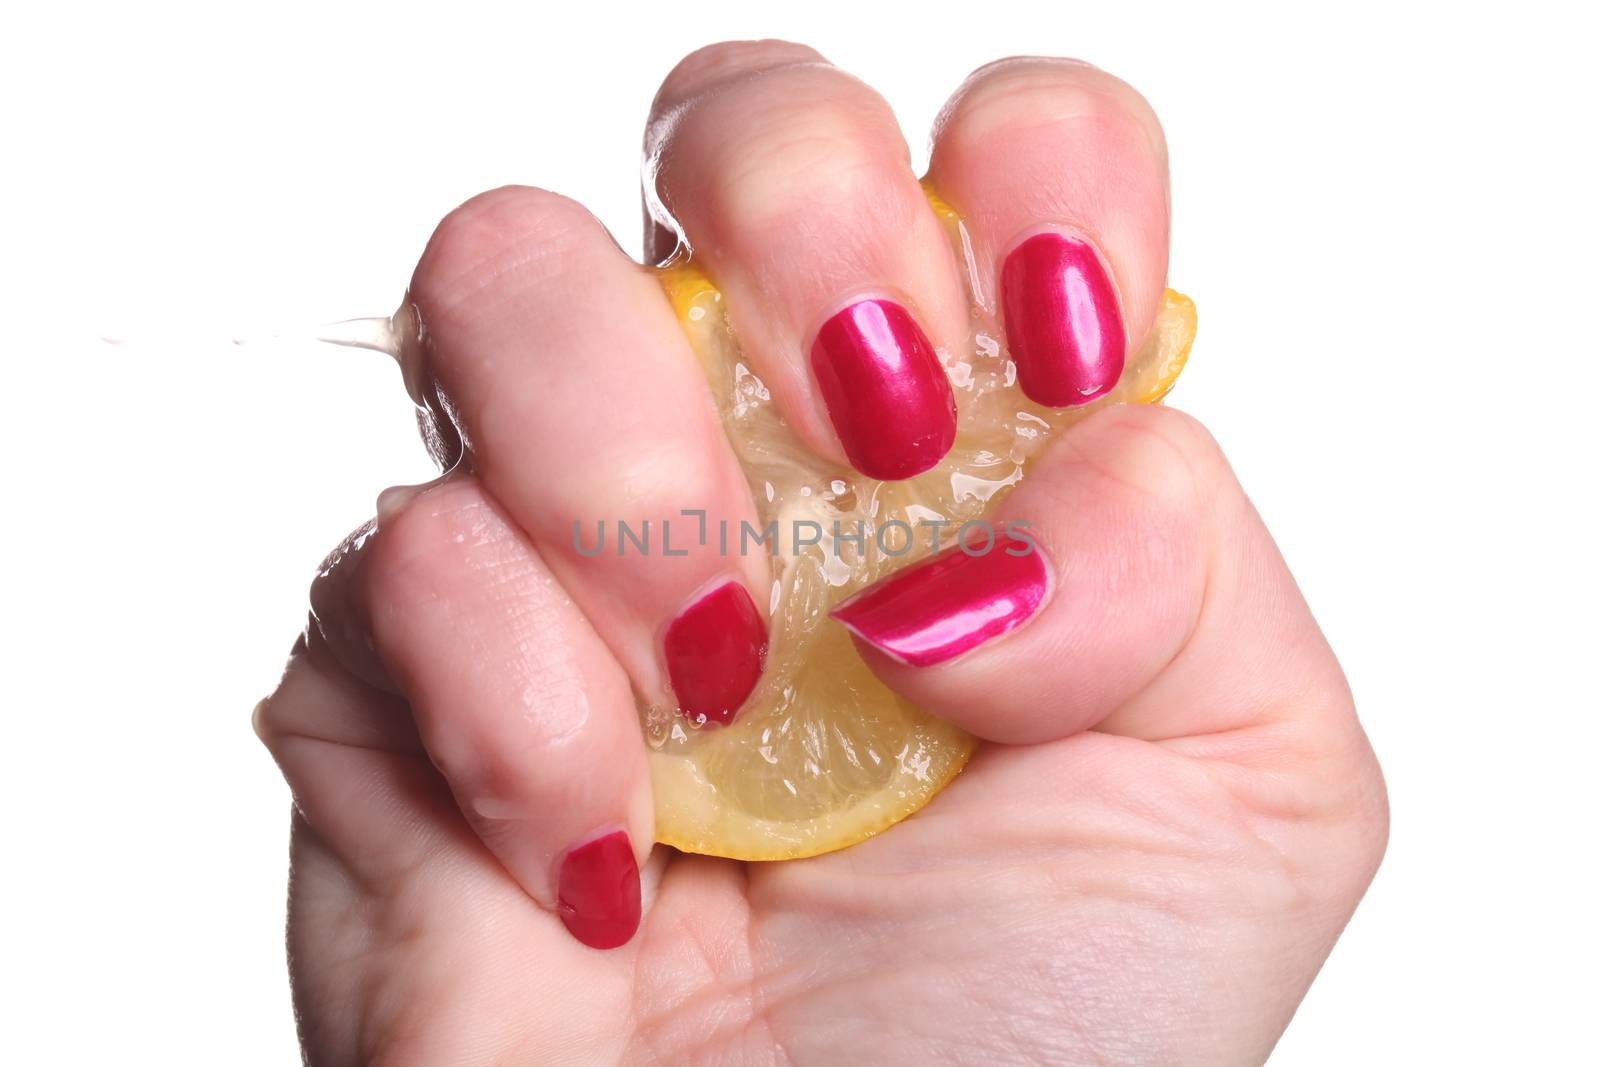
<box><xmin>810</xmin><ymin>298</ymin><xmax>957</xmax><ymax>481</ymax></box>
<box><xmin>556</xmin><ymin>830</ymin><xmax>641</xmax><ymax>950</ymax></box>
<box><xmin>1000</xmin><ymin>233</ymin><xmax>1127</xmax><ymax>407</ymax></box>
<box><xmin>663</xmin><ymin>579</ymin><xmax>768</xmax><ymax>725</ymax></box>
<box><xmin>830</xmin><ymin>533</ymin><xmax>1049</xmax><ymax>667</ymax></box>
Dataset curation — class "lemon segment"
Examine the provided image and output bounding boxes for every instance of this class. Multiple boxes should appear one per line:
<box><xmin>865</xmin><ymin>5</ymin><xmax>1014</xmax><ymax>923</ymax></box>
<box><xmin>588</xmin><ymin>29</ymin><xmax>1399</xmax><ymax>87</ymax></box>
<box><xmin>647</xmin><ymin>193</ymin><xmax>1196</xmax><ymax>862</ymax></box>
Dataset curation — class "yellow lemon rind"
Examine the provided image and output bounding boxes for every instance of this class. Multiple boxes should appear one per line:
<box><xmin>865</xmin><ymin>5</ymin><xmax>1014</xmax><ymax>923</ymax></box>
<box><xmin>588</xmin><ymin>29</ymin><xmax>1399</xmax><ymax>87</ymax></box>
<box><xmin>653</xmin><ymin>739</ymin><xmax>975</xmax><ymax>861</ymax></box>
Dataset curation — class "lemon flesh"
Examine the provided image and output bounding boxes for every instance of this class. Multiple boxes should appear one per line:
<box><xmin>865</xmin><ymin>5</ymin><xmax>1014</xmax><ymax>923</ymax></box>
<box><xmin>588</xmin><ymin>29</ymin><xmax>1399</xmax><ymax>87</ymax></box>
<box><xmin>647</xmin><ymin>192</ymin><xmax>1196</xmax><ymax>861</ymax></box>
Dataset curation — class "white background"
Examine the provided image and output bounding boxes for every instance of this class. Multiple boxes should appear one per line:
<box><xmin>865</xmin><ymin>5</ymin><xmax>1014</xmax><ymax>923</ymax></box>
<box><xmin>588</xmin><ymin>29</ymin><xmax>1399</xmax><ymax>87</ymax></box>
<box><xmin>5</xmin><ymin>1</ymin><xmax>1597</xmax><ymax>1063</ymax></box>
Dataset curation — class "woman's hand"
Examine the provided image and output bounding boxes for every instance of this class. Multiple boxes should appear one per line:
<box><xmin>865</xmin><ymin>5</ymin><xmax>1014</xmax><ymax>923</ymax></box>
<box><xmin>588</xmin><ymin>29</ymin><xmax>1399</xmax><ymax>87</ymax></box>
<box><xmin>256</xmin><ymin>42</ymin><xmax>1387</xmax><ymax>1065</ymax></box>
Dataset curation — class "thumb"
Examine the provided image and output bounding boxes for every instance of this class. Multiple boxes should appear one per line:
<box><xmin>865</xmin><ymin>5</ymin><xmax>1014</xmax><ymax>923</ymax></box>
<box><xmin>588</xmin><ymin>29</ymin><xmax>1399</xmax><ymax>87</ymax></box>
<box><xmin>832</xmin><ymin>404</ymin><xmax>1348</xmax><ymax>745</ymax></box>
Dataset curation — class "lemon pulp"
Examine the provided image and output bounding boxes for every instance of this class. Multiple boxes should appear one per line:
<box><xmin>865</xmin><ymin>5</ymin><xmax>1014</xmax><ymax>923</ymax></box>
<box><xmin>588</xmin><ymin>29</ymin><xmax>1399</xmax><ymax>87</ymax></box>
<box><xmin>647</xmin><ymin>189</ymin><xmax>1196</xmax><ymax>860</ymax></box>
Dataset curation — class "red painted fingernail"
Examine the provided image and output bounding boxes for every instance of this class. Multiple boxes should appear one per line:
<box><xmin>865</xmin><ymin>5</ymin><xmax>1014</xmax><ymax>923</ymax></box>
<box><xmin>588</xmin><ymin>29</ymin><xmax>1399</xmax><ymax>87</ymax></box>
<box><xmin>556</xmin><ymin>831</ymin><xmax>641</xmax><ymax>950</ymax></box>
<box><xmin>664</xmin><ymin>579</ymin><xmax>767</xmax><ymax>725</ymax></box>
<box><xmin>810</xmin><ymin>299</ymin><xmax>957</xmax><ymax>481</ymax></box>
<box><xmin>1001</xmin><ymin>233</ymin><xmax>1126</xmax><ymax>406</ymax></box>
<box><xmin>830</xmin><ymin>532</ymin><xmax>1049</xmax><ymax>667</ymax></box>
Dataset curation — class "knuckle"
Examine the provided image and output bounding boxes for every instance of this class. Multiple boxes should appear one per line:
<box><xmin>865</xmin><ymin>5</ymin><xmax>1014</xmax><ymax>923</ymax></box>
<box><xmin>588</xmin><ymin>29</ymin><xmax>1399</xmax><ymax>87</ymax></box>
<box><xmin>1350</xmin><ymin>743</ymin><xmax>1391</xmax><ymax>872</ymax></box>
<box><xmin>304</xmin><ymin>518</ymin><xmax>399</xmax><ymax>691</ymax></box>
<box><xmin>1133</xmin><ymin>404</ymin><xmax>1226</xmax><ymax>471</ymax></box>
<box><xmin>654</xmin><ymin>39</ymin><xmax>826</xmax><ymax>111</ymax></box>
<box><xmin>361</xmin><ymin>479</ymin><xmax>497</xmax><ymax>615</ymax></box>
<box><xmin>654</xmin><ymin>52</ymin><xmax>901</xmax><ymax>197</ymax></box>
<box><xmin>1286</xmin><ymin>712</ymin><xmax>1391</xmax><ymax>905</ymax></box>
<box><xmin>664</xmin><ymin>78</ymin><xmax>914</xmax><ymax>254</ymax></box>
<box><xmin>307</xmin><ymin>518</ymin><xmax>376</xmax><ymax>622</ymax></box>
<box><xmin>429</xmin><ymin>731</ymin><xmax>547</xmax><ymax>815</ymax></box>
<box><xmin>250</xmin><ymin>644</ymin><xmax>306</xmax><ymax>748</ymax></box>
<box><xmin>718</xmin><ymin>136</ymin><xmax>891</xmax><ymax>242</ymax></box>
<box><xmin>411</xmin><ymin>185</ymin><xmax>604</xmax><ymax>320</ymax></box>
<box><xmin>936</xmin><ymin>57</ymin><xmax>1165</xmax><ymax>162</ymax></box>
<box><xmin>555</xmin><ymin>435</ymin><xmax>742</xmax><ymax>546</ymax></box>
<box><xmin>1358</xmin><ymin>757</ymin><xmax>1392</xmax><ymax>876</ymax></box>
<box><xmin>416</xmin><ymin>650</ymin><xmax>616</xmax><ymax>817</ymax></box>
<box><xmin>1065</xmin><ymin>404</ymin><xmax>1230</xmax><ymax>519</ymax></box>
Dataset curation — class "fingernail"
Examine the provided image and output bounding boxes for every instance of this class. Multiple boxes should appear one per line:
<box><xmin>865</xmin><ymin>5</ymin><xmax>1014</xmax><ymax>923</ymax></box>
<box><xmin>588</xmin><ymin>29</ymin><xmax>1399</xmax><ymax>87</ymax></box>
<box><xmin>556</xmin><ymin>830</ymin><xmax>641</xmax><ymax>950</ymax></box>
<box><xmin>1001</xmin><ymin>233</ymin><xmax>1126</xmax><ymax>406</ymax></box>
<box><xmin>830</xmin><ymin>533</ymin><xmax>1049</xmax><ymax>667</ymax></box>
<box><xmin>810</xmin><ymin>298</ymin><xmax>957</xmax><ymax>481</ymax></box>
<box><xmin>663</xmin><ymin>579</ymin><xmax>768</xmax><ymax>725</ymax></box>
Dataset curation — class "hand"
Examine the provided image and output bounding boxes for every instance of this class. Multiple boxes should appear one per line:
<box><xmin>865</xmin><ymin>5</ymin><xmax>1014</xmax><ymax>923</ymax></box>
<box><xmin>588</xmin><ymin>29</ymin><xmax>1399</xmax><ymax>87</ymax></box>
<box><xmin>256</xmin><ymin>42</ymin><xmax>1387</xmax><ymax>1065</ymax></box>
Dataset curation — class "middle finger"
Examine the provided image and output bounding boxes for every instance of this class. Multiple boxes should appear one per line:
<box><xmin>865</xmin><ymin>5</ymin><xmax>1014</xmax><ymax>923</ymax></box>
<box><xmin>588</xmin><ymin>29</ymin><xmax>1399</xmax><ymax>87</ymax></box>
<box><xmin>645</xmin><ymin>40</ymin><xmax>967</xmax><ymax>482</ymax></box>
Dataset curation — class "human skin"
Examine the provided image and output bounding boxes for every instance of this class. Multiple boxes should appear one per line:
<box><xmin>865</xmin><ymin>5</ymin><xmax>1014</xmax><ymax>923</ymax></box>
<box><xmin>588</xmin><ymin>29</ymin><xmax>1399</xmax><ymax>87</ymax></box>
<box><xmin>255</xmin><ymin>41</ymin><xmax>1388</xmax><ymax>1065</ymax></box>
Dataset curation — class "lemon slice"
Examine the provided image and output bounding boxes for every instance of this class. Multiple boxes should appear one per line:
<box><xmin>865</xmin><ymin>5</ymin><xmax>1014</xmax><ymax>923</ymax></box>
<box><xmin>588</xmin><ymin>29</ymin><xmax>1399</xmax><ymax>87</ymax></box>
<box><xmin>647</xmin><ymin>190</ymin><xmax>1197</xmax><ymax>860</ymax></box>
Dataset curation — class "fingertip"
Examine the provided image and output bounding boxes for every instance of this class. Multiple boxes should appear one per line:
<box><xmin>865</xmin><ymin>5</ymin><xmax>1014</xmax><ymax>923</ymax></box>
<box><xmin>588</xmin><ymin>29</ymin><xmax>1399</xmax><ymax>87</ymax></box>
<box><xmin>652</xmin><ymin>39</ymin><xmax>829</xmax><ymax>113</ymax></box>
<box><xmin>554</xmin><ymin>829</ymin><xmax>643</xmax><ymax>950</ymax></box>
<box><xmin>662</xmin><ymin>576</ymin><xmax>769</xmax><ymax>727</ymax></box>
<box><xmin>829</xmin><ymin>532</ymin><xmax>1050</xmax><ymax>669</ymax></box>
<box><xmin>831</xmin><ymin>405</ymin><xmax>1230</xmax><ymax>745</ymax></box>
<box><xmin>928</xmin><ymin>57</ymin><xmax>1170</xmax><ymax>394</ymax></box>
<box><xmin>644</xmin><ymin>50</ymin><xmax>969</xmax><ymax>481</ymax></box>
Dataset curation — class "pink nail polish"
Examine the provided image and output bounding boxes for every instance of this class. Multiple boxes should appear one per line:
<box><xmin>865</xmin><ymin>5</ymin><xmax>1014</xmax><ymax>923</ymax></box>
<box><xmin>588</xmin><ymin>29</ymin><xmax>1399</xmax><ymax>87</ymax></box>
<box><xmin>830</xmin><ymin>533</ymin><xmax>1049</xmax><ymax>667</ymax></box>
<box><xmin>1000</xmin><ymin>233</ymin><xmax>1126</xmax><ymax>407</ymax></box>
<box><xmin>556</xmin><ymin>830</ymin><xmax>640</xmax><ymax>950</ymax></box>
<box><xmin>663</xmin><ymin>579</ymin><xmax>767</xmax><ymax>725</ymax></box>
<box><xmin>810</xmin><ymin>299</ymin><xmax>957</xmax><ymax>481</ymax></box>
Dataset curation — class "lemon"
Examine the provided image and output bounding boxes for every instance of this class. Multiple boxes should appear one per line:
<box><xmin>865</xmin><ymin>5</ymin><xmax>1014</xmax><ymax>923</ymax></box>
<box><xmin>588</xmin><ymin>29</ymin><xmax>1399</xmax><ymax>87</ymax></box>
<box><xmin>647</xmin><ymin>188</ymin><xmax>1196</xmax><ymax>860</ymax></box>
